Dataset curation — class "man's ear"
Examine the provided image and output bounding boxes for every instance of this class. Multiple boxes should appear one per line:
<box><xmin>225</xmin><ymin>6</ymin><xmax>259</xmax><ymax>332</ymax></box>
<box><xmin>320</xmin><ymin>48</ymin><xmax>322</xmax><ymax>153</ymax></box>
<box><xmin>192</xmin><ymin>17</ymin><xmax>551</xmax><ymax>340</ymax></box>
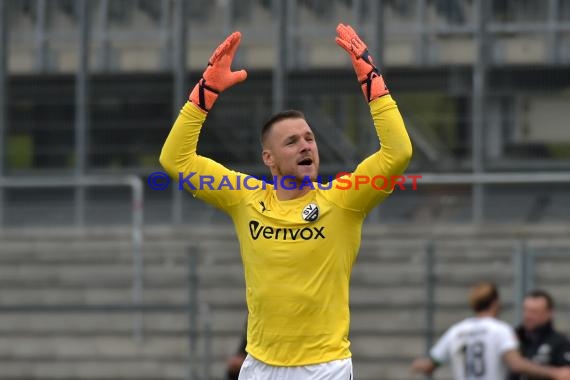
<box><xmin>262</xmin><ymin>149</ymin><xmax>273</xmax><ymax>167</ymax></box>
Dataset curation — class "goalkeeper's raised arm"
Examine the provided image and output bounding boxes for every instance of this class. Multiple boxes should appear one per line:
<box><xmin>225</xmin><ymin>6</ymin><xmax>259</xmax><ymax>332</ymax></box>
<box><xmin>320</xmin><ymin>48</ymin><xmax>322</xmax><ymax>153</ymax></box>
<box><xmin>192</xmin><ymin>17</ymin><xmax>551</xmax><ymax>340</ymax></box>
<box><xmin>330</xmin><ymin>24</ymin><xmax>413</xmax><ymax>214</ymax></box>
<box><xmin>159</xmin><ymin>32</ymin><xmax>248</xmax><ymax>210</ymax></box>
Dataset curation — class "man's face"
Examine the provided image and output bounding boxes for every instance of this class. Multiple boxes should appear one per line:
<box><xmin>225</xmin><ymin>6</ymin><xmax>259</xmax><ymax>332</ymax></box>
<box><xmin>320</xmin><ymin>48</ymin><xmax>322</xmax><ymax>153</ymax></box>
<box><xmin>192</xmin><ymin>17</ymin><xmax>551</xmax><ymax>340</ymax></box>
<box><xmin>523</xmin><ymin>296</ymin><xmax>552</xmax><ymax>332</ymax></box>
<box><xmin>262</xmin><ymin>118</ymin><xmax>320</xmax><ymax>182</ymax></box>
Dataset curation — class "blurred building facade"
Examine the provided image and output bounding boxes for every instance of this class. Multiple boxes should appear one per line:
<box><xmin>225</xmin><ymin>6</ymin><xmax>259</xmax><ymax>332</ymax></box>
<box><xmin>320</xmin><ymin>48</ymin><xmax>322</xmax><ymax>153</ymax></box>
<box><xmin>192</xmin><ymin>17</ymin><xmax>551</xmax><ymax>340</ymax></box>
<box><xmin>1</xmin><ymin>0</ymin><xmax>570</xmax><ymax>225</ymax></box>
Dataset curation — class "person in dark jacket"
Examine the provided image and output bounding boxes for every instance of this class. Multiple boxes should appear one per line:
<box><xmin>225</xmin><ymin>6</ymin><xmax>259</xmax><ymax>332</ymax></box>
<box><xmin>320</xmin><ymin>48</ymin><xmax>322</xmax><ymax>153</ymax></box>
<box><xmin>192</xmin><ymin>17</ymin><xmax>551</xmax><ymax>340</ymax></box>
<box><xmin>226</xmin><ymin>321</ymin><xmax>247</xmax><ymax>380</ymax></box>
<box><xmin>510</xmin><ymin>290</ymin><xmax>570</xmax><ymax>380</ymax></box>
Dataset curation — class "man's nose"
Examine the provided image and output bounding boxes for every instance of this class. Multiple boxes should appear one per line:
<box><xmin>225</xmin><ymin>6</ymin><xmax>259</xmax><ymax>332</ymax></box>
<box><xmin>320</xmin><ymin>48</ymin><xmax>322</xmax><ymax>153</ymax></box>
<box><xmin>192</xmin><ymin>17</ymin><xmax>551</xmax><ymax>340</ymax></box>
<box><xmin>300</xmin><ymin>140</ymin><xmax>312</xmax><ymax>151</ymax></box>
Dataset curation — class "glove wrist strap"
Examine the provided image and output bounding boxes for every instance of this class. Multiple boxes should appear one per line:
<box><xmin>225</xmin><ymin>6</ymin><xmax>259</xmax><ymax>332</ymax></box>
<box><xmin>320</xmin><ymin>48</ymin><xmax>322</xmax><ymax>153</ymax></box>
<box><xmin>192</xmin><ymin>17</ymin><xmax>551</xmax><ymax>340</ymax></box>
<box><xmin>189</xmin><ymin>78</ymin><xmax>220</xmax><ymax>113</ymax></box>
<box><xmin>360</xmin><ymin>69</ymin><xmax>389</xmax><ymax>102</ymax></box>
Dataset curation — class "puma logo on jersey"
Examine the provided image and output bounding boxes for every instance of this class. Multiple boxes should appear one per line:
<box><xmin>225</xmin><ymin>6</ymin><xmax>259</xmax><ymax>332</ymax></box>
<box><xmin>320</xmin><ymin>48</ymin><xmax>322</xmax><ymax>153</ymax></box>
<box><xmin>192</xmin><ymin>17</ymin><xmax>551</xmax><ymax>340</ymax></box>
<box><xmin>259</xmin><ymin>201</ymin><xmax>270</xmax><ymax>213</ymax></box>
<box><xmin>249</xmin><ymin>220</ymin><xmax>325</xmax><ymax>241</ymax></box>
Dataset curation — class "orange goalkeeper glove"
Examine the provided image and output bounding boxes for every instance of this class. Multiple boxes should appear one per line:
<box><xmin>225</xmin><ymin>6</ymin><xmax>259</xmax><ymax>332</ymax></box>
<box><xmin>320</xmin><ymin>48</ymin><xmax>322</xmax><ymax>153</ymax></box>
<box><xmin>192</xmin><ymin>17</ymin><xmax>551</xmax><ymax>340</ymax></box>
<box><xmin>189</xmin><ymin>31</ymin><xmax>247</xmax><ymax>113</ymax></box>
<box><xmin>335</xmin><ymin>23</ymin><xmax>389</xmax><ymax>102</ymax></box>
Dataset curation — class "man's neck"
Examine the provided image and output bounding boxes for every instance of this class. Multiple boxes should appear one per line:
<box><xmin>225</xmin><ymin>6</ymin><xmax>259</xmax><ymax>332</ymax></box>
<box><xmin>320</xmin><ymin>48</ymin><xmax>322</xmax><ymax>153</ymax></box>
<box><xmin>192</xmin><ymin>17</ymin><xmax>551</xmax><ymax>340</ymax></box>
<box><xmin>270</xmin><ymin>174</ymin><xmax>314</xmax><ymax>201</ymax></box>
<box><xmin>475</xmin><ymin>310</ymin><xmax>496</xmax><ymax>318</ymax></box>
<box><xmin>525</xmin><ymin>320</ymin><xmax>553</xmax><ymax>336</ymax></box>
<box><xmin>275</xmin><ymin>186</ymin><xmax>311</xmax><ymax>201</ymax></box>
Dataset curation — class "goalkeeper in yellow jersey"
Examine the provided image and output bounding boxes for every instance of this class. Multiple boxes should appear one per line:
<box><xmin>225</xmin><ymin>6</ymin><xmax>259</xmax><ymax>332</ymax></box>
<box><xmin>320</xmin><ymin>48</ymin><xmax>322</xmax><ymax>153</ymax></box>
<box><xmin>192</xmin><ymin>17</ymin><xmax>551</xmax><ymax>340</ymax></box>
<box><xmin>160</xmin><ymin>24</ymin><xmax>412</xmax><ymax>379</ymax></box>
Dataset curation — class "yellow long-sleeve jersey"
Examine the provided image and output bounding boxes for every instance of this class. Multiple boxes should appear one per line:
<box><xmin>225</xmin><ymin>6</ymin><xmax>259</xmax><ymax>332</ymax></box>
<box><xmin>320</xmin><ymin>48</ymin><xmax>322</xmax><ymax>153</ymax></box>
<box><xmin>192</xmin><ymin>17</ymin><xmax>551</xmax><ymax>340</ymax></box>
<box><xmin>160</xmin><ymin>95</ymin><xmax>412</xmax><ymax>366</ymax></box>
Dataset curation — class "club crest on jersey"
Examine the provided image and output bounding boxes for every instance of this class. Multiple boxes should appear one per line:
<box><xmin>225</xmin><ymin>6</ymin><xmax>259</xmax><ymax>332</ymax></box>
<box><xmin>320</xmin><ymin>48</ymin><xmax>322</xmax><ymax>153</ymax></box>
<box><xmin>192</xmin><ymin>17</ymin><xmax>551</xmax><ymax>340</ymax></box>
<box><xmin>302</xmin><ymin>203</ymin><xmax>319</xmax><ymax>222</ymax></box>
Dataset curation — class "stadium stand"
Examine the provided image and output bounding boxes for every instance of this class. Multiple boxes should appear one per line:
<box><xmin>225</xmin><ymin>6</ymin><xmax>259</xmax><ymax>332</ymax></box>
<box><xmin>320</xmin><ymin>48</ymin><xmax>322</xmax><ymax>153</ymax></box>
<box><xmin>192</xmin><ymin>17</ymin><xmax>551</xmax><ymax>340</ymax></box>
<box><xmin>1</xmin><ymin>226</ymin><xmax>570</xmax><ymax>379</ymax></box>
<box><xmin>1</xmin><ymin>0</ymin><xmax>570</xmax><ymax>379</ymax></box>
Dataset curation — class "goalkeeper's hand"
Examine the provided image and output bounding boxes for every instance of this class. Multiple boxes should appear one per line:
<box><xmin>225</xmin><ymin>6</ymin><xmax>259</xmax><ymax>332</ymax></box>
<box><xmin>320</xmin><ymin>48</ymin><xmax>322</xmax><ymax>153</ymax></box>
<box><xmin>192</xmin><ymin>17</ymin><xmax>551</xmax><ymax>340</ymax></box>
<box><xmin>335</xmin><ymin>23</ymin><xmax>389</xmax><ymax>102</ymax></box>
<box><xmin>189</xmin><ymin>31</ymin><xmax>247</xmax><ymax>113</ymax></box>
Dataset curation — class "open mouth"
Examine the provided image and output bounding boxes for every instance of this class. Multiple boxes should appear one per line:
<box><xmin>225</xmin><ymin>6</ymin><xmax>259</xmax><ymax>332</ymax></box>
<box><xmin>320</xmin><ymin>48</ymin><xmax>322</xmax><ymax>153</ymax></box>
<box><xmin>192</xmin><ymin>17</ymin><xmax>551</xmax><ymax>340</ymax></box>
<box><xmin>297</xmin><ymin>158</ymin><xmax>313</xmax><ymax>166</ymax></box>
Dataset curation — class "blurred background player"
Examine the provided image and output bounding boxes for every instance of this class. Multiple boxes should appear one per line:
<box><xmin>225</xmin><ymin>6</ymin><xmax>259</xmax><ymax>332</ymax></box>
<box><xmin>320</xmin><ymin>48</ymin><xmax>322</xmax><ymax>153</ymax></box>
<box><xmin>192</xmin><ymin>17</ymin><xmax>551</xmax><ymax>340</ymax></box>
<box><xmin>226</xmin><ymin>321</ymin><xmax>247</xmax><ymax>380</ymax></box>
<box><xmin>509</xmin><ymin>290</ymin><xmax>570</xmax><ymax>380</ymax></box>
<box><xmin>411</xmin><ymin>282</ymin><xmax>570</xmax><ymax>380</ymax></box>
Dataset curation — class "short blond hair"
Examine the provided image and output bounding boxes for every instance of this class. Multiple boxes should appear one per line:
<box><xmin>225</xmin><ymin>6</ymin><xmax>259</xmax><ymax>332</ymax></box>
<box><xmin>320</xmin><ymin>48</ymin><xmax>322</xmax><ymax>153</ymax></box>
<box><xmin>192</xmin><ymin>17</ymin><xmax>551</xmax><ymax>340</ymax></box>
<box><xmin>469</xmin><ymin>282</ymin><xmax>499</xmax><ymax>312</ymax></box>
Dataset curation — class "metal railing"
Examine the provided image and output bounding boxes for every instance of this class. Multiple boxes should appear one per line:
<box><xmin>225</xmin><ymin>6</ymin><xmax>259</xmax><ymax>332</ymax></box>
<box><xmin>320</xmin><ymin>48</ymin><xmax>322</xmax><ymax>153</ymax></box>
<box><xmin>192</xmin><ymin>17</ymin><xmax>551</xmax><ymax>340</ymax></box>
<box><xmin>0</xmin><ymin>175</ymin><xmax>145</xmax><ymax>339</ymax></box>
<box><xmin>187</xmin><ymin>245</ymin><xmax>212</xmax><ymax>380</ymax></box>
<box><xmin>4</xmin><ymin>0</ymin><xmax>570</xmax><ymax>70</ymax></box>
<box><xmin>0</xmin><ymin>227</ymin><xmax>211</xmax><ymax>380</ymax></box>
<box><xmin>401</xmin><ymin>172</ymin><xmax>570</xmax><ymax>224</ymax></box>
